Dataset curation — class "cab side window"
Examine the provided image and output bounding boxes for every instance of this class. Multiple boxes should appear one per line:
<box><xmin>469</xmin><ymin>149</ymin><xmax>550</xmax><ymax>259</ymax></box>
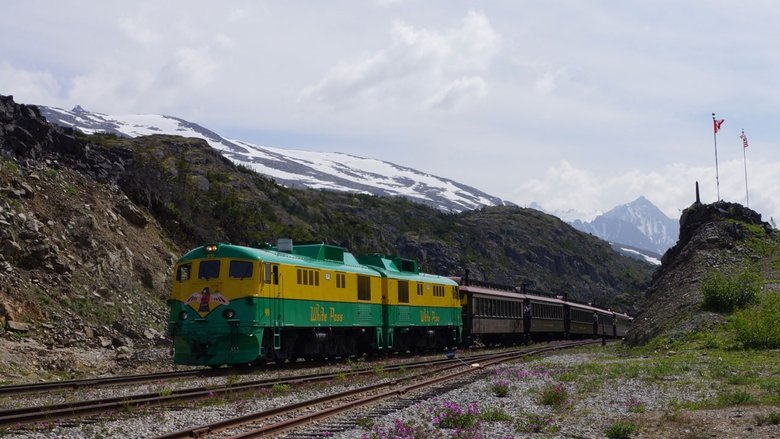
<box><xmin>357</xmin><ymin>275</ymin><xmax>371</xmax><ymax>301</ymax></box>
<box><xmin>264</xmin><ymin>263</ymin><xmax>279</xmax><ymax>285</ymax></box>
<box><xmin>176</xmin><ymin>263</ymin><xmax>192</xmax><ymax>282</ymax></box>
<box><xmin>229</xmin><ymin>261</ymin><xmax>253</xmax><ymax>279</ymax></box>
<box><xmin>398</xmin><ymin>281</ymin><xmax>409</xmax><ymax>303</ymax></box>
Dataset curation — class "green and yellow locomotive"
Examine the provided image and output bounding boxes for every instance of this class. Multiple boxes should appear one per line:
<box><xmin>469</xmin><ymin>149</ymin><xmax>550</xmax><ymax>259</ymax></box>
<box><xmin>167</xmin><ymin>240</ymin><xmax>461</xmax><ymax>366</ymax></box>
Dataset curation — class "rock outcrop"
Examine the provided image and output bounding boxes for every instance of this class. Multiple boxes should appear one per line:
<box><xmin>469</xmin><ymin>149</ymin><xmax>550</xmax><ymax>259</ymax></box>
<box><xmin>0</xmin><ymin>95</ymin><xmax>173</xmax><ymax>376</ymax></box>
<box><xmin>625</xmin><ymin>200</ymin><xmax>777</xmax><ymax>345</ymax></box>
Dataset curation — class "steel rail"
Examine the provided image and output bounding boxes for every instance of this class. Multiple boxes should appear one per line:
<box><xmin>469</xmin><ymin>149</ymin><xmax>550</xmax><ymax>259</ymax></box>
<box><xmin>229</xmin><ymin>342</ymin><xmax>594</xmax><ymax>439</ymax></box>
<box><xmin>0</xmin><ymin>347</ymin><xmax>501</xmax><ymax>397</ymax></box>
<box><xmin>154</xmin><ymin>340</ymin><xmax>599</xmax><ymax>439</ymax></box>
<box><xmin>0</xmin><ymin>369</ymin><xmax>213</xmax><ymax>397</ymax></box>
<box><xmin>0</xmin><ymin>348</ymin><xmax>515</xmax><ymax>429</ymax></box>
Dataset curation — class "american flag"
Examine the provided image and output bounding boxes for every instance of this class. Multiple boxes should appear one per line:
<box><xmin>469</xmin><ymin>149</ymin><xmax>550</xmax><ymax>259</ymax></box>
<box><xmin>740</xmin><ymin>130</ymin><xmax>749</xmax><ymax>148</ymax></box>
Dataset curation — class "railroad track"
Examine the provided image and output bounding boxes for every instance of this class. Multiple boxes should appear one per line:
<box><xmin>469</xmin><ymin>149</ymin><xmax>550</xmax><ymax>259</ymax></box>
<box><xmin>0</xmin><ymin>368</ymin><xmax>214</xmax><ymax>397</ymax></box>
<box><xmin>0</xmin><ymin>342</ymin><xmax>604</xmax><ymax>437</ymax></box>
<box><xmin>154</xmin><ymin>340</ymin><xmax>601</xmax><ymax>438</ymax></box>
<box><xmin>0</xmin><ymin>348</ymin><xmax>483</xmax><ymax>397</ymax></box>
<box><xmin>0</xmin><ymin>348</ymin><xmax>521</xmax><ymax>430</ymax></box>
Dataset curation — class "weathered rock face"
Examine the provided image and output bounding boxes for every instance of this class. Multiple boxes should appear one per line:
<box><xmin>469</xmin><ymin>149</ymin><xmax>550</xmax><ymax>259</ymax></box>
<box><xmin>0</xmin><ymin>95</ymin><xmax>173</xmax><ymax>371</ymax></box>
<box><xmin>625</xmin><ymin>201</ymin><xmax>777</xmax><ymax>346</ymax></box>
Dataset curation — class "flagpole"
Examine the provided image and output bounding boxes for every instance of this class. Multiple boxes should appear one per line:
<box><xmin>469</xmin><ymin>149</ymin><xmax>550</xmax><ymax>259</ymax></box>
<box><xmin>712</xmin><ymin>113</ymin><xmax>721</xmax><ymax>201</ymax></box>
<box><xmin>741</xmin><ymin>129</ymin><xmax>749</xmax><ymax>207</ymax></box>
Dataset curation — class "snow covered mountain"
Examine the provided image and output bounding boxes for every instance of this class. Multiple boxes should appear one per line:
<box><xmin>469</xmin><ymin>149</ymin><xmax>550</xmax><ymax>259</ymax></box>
<box><xmin>39</xmin><ymin>105</ymin><xmax>506</xmax><ymax>212</ymax></box>
<box><xmin>569</xmin><ymin>196</ymin><xmax>678</xmax><ymax>256</ymax></box>
<box><xmin>528</xmin><ymin>202</ymin><xmax>602</xmax><ymax>223</ymax></box>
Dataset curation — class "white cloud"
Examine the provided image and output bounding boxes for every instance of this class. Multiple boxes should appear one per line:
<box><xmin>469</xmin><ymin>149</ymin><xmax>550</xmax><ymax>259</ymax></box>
<box><xmin>118</xmin><ymin>16</ymin><xmax>161</xmax><ymax>45</ymax></box>
<box><xmin>226</xmin><ymin>7</ymin><xmax>248</xmax><ymax>22</ymax></box>
<box><xmin>534</xmin><ymin>67</ymin><xmax>576</xmax><ymax>95</ymax></box>
<box><xmin>0</xmin><ymin>64</ymin><xmax>61</xmax><ymax>105</ymax></box>
<box><xmin>515</xmin><ymin>159</ymin><xmax>780</xmax><ymax>224</ymax></box>
<box><xmin>300</xmin><ymin>10</ymin><xmax>499</xmax><ymax>112</ymax></box>
<box><xmin>423</xmin><ymin>76</ymin><xmax>486</xmax><ymax>110</ymax></box>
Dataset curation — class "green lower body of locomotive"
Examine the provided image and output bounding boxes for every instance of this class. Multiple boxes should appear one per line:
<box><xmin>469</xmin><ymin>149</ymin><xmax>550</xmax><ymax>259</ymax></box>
<box><xmin>168</xmin><ymin>299</ymin><xmax>463</xmax><ymax>366</ymax></box>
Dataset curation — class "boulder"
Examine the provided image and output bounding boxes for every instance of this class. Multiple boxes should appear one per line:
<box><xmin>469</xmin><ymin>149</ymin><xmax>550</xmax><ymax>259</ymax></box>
<box><xmin>7</xmin><ymin>320</ymin><xmax>32</xmax><ymax>332</ymax></box>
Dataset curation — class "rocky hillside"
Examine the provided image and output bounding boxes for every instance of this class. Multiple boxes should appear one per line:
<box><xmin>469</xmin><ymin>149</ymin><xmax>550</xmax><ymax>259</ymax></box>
<box><xmin>625</xmin><ymin>200</ymin><xmax>779</xmax><ymax>345</ymax></box>
<box><xmin>0</xmin><ymin>96</ymin><xmax>177</xmax><ymax>376</ymax></box>
<box><xmin>0</xmin><ymin>94</ymin><xmax>652</xmax><ymax>377</ymax></box>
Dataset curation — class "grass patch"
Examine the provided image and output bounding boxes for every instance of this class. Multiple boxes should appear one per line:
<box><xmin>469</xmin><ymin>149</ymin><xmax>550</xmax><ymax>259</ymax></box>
<box><xmin>538</xmin><ymin>383</ymin><xmax>569</xmax><ymax>410</ymax></box>
<box><xmin>647</xmin><ymin>360</ymin><xmax>675</xmax><ymax>382</ymax></box>
<box><xmin>729</xmin><ymin>292</ymin><xmax>780</xmax><ymax>349</ymax></box>
<box><xmin>514</xmin><ymin>411</ymin><xmax>558</xmax><ymax>434</ymax></box>
<box><xmin>355</xmin><ymin>416</ymin><xmax>374</xmax><ymax>429</ymax></box>
<box><xmin>490</xmin><ymin>380</ymin><xmax>510</xmax><ymax>397</ymax></box>
<box><xmin>701</xmin><ymin>267</ymin><xmax>761</xmax><ymax>313</ymax></box>
<box><xmin>271</xmin><ymin>383</ymin><xmax>290</xmax><ymax>396</ymax></box>
<box><xmin>604</xmin><ymin>420</ymin><xmax>637</xmax><ymax>439</ymax></box>
<box><xmin>716</xmin><ymin>389</ymin><xmax>754</xmax><ymax>407</ymax></box>
<box><xmin>755</xmin><ymin>411</ymin><xmax>780</xmax><ymax>426</ymax></box>
<box><xmin>431</xmin><ymin>401</ymin><xmax>479</xmax><ymax>430</ymax></box>
<box><xmin>479</xmin><ymin>407</ymin><xmax>512</xmax><ymax>422</ymax></box>
<box><xmin>363</xmin><ymin>419</ymin><xmax>435</xmax><ymax>439</ymax></box>
<box><xmin>626</xmin><ymin>397</ymin><xmax>646</xmax><ymax>413</ymax></box>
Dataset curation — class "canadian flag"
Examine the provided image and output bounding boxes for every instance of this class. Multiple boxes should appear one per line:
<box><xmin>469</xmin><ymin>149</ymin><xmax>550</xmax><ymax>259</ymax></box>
<box><xmin>713</xmin><ymin>119</ymin><xmax>725</xmax><ymax>134</ymax></box>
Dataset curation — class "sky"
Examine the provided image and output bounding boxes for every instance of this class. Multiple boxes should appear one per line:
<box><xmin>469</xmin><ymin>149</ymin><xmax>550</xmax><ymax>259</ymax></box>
<box><xmin>3</xmin><ymin>1</ymin><xmax>780</xmax><ymax>223</ymax></box>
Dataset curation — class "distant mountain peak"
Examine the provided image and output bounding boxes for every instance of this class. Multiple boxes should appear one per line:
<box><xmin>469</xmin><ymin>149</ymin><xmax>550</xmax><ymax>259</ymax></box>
<box><xmin>38</xmin><ymin>105</ymin><xmax>507</xmax><ymax>213</ymax></box>
<box><xmin>574</xmin><ymin>197</ymin><xmax>678</xmax><ymax>255</ymax></box>
<box><xmin>533</xmin><ymin>198</ymin><xmax>679</xmax><ymax>258</ymax></box>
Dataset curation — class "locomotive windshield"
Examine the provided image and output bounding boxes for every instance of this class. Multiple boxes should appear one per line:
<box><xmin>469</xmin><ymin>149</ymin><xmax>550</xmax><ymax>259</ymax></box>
<box><xmin>198</xmin><ymin>260</ymin><xmax>220</xmax><ymax>280</ymax></box>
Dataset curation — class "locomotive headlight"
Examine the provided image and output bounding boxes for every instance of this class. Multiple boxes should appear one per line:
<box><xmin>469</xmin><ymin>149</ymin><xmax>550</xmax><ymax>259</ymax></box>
<box><xmin>205</xmin><ymin>244</ymin><xmax>218</xmax><ymax>253</ymax></box>
<box><xmin>179</xmin><ymin>311</ymin><xmax>188</xmax><ymax>320</ymax></box>
<box><xmin>223</xmin><ymin>309</ymin><xmax>236</xmax><ymax>319</ymax></box>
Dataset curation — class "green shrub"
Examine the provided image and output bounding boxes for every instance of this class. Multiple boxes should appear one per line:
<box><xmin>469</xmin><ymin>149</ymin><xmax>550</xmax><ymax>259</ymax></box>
<box><xmin>539</xmin><ymin>383</ymin><xmax>568</xmax><ymax>410</ymax></box>
<box><xmin>490</xmin><ymin>380</ymin><xmax>510</xmax><ymax>397</ymax></box>
<box><xmin>760</xmin><ymin>380</ymin><xmax>780</xmax><ymax>397</ymax></box>
<box><xmin>363</xmin><ymin>419</ymin><xmax>436</xmax><ymax>439</ymax></box>
<box><xmin>755</xmin><ymin>411</ymin><xmax>780</xmax><ymax>426</ymax></box>
<box><xmin>431</xmin><ymin>401</ymin><xmax>479</xmax><ymax>430</ymax></box>
<box><xmin>479</xmin><ymin>407</ymin><xmax>511</xmax><ymax>422</ymax></box>
<box><xmin>514</xmin><ymin>411</ymin><xmax>557</xmax><ymax>434</ymax></box>
<box><xmin>355</xmin><ymin>416</ymin><xmax>374</xmax><ymax>429</ymax></box>
<box><xmin>717</xmin><ymin>389</ymin><xmax>753</xmax><ymax>406</ymax></box>
<box><xmin>730</xmin><ymin>293</ymin><xmax>780</xmax><ymax>349</ymax></box>
<box><xmin>626</xmin><ymin>398</ymin><xmax>646</xmax><ymax>413</ymax></box>
<box><xmin>701</xmin><ymin>268</ymin><xmax>760</xmax><ymax>312</ymax></box>
<box><xmin>271</xmin><ymin>383</ymin><xmax>290</xmax><ymax>395</ymax></box>
<box><xmin>605</xmin><ymin>421</ymin><xmax>637</xmax><ymax>438</ymax></box>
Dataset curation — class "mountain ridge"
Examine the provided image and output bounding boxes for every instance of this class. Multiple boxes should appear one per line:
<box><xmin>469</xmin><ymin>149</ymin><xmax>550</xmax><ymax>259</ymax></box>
<box><xmin>39</xmin><ymin>105</ymin><xmax>507</xmax><ymax>213</ymax></box>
